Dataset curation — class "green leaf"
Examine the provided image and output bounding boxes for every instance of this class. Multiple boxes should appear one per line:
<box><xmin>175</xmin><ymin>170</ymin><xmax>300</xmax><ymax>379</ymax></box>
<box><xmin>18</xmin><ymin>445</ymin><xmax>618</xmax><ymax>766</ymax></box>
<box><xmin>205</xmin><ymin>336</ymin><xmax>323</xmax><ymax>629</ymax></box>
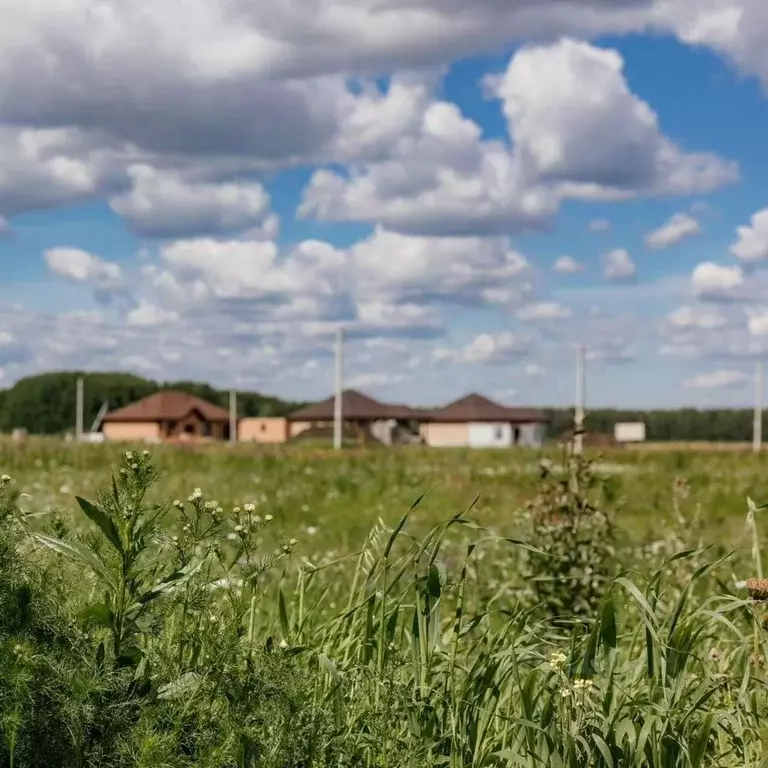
<box><xmin>278</xmin><ymin>588</ymin><xmax>290</xmax><ymax>639</ymax></box>
<box><xmin>690</xmin><ymin>713</ymin><xmax>715</xmax><ymax>768</ymax></box>
<box><xmin>31</xmin><ymin>533</ymin><xmax>118</xmax><ymax>592</ymax></box>
<box><xmin>157</xmin><ymin>671</ymin><xmax>203</xmax><ymax>700</ymax></box>
<box><xmin>600</xmin><ymin>597</ymin><xmax>617</xmax><ymax>650</ymax></box>
<box><xmin>426</xmin><ymin>563</ymin><xmax>443</xmax><ymax>599</ymax></box>
<box><xmin>76</xmin><ymin>496</ymin><xmax>123</xmax><ymax>554</ymax></box>
<box><xmin>79</xmin><ymin>602</ymin><xmax>114</xmax><ymax>628</ymax></box>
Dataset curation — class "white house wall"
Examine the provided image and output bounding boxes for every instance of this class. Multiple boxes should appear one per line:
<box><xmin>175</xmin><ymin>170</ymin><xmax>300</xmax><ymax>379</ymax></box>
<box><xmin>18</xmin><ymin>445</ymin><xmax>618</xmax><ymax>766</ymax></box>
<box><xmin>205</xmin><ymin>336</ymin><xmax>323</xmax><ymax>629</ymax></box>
<box><xmin>517</xmin><ymin>423</ymin><xmax>545</xmax><ymax>448</ymax></box>
<box><xmin>468</xmin><ymin>423</ymin><xmax>513</xmax><ymax>448</ymax></box>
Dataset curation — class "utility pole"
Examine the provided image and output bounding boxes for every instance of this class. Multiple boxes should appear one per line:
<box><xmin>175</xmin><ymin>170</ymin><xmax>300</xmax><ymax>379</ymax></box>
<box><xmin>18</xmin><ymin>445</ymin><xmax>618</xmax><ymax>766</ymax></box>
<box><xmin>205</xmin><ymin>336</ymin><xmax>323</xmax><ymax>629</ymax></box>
<box><xmin>229</xmin><ymin>390</ymin><xmax>238</xmax><ymax>445</ymax></box>
<box><xmin>333</xmin><ymin>327</ymin><xmax>344</xmax><ymax>450</ymax></box>
<box><xmin>754</xmin><ymin>361</ymin><xmax>764</xmax><ymax>455</ymax></box>
<box><xmin>574</xmin><ymin>345</ymin><xmax>586</xmax><ymax>455</ymax></box>
<box><xmin>75</xmin><ymin>376</ymin><xmax>84</xmax><ymax>442</ymax></box>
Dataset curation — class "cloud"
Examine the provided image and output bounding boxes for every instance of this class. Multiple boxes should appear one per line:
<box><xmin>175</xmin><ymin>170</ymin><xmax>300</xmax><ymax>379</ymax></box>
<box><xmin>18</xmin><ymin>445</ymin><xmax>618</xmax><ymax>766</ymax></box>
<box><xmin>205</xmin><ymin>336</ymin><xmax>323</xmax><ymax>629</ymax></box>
<box><xmin>602</xmin><ymin>248</ymin><xmax>636</xmax><ymax>281</ymax></box>
<box><xmin>553</xmin><ymin>255</ymin><xmax>583</xmax><ymax>274</ymax></box>
<box><xmin>347</xmin><ymin>227</ymin><xmax>532</xmax><ymax>304</ymax></box>
<box><xmin>490</xmin><ymin>38</ymin><xmax>737</xmax><ymax>199</ymax></box>
<box><xmin>433</xmin><ymin>332</ymin><xmax>529</xmax><ymax>365</ymax></box>
<box><xmin>126</xmin><ymin>301</ymin><xmax>180</xmax><ymax>327</ymax></box>
<box><xmin>109</xmin><ymin>165</ymin><xmax>278</xmax><ymax>238</ymax></box>
<box><xmin>588</xmin><ymin>218</ymin><xmax>611</xmax><ymax>232</ymax></box>
<box><xmin>684</xmin><ymin>369</ymin><xmax>749</xmax><ymax>389</ymax></box>
<box><xmin>645</xmin><ymin>212</ymin><xmax>701</xmax><ymax>250</ymax></box>
<box><xmin>516</xmin><ymin>301</ymin><xmax>572</xmax><ymax>321</ymax></box>
<box><xmin>691</xmin><ymin>261</ymin><xmax>743</xmax><ymax>300</ymax></box>
<box><xmin>662</xmin><ymin>1</ymin><xmax>768</xmax><ymax>89</ymax></box>
<box><xmin>667</xmin><ymin>305</ymin><xmax>728</xmax><ymax>330</ymax></box>
<box><xmin>747</xmin><ymin>310</ymin><xmax>768</xmax><ymax>336</ymax></box>
<box><xmin>730</xmin><ymin>208</ymin><xmax>768</xmax><ymax>265</ymax></box>
<box><xmin>43</xmin><ymin>247</ymin><xmax>123</xmax><ymax>292</ymax></box>
<box><xmin>302</xmin><ymin>40</ymin><xmax>736</xmax><ymax>236</ymax></box>
<box><xmin>524</xmin><ymin>363</ymin><xmax>546</xmax><ymax>377</ymax></box>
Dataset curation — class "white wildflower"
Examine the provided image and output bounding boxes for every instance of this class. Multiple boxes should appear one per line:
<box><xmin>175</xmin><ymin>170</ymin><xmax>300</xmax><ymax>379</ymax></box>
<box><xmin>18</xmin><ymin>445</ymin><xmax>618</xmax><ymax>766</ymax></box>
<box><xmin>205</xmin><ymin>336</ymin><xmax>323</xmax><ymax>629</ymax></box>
<box><xmin>244</xmin><ymin>502</ymin><xmax>256</xmax><ymax>513</ymax></box>
<box><xmin>548</xmin><ymin>651</ymin><xmax>567</xmax><ymax>670</ymax></box>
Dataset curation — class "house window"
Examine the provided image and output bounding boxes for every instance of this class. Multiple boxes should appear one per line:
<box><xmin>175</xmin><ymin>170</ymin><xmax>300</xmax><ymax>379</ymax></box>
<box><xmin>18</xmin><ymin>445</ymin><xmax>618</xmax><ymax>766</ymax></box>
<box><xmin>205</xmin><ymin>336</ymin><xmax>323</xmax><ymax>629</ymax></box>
<box><xmin>260</xmin><ymin>423</ymin><xmax>267</xmax><ymax>432</ymax></box>
<box><xmin>494</xmin><ymin>427</ymin><xmax>503</xmax><ymax>441</ymax></box>
<box><xmin>184</xmin><ymin>424</ymin><xmax>195</xmax><ymax>435</ymax></box>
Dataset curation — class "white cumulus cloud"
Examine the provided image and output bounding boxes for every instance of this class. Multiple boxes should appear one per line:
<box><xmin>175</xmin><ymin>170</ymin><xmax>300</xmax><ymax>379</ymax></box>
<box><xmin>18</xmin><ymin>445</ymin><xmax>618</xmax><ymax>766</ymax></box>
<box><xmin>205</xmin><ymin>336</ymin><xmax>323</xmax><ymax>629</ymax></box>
<box><xmin>602</xmin><ymin>249</ymin><xmax>636</xmax><ymax>282</ymax></box>
<box><xmin>645</xmin><ymin>212</ymin><xmax>701</xmax><ymax>250</ymax></box>
<box><xmin>730</xmin><ymin>208</ymin><xmax>768</xmax><ymax>264</ymax></box>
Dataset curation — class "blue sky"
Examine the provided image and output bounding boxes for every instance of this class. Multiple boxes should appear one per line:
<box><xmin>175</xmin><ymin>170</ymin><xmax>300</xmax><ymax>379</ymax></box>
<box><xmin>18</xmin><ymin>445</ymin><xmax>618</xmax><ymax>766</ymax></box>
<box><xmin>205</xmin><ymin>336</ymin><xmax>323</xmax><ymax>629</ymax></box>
<box><xmin>2</xmin><ymin>1</ymin><xmax>768</xmax><ymax>408</ymax></box>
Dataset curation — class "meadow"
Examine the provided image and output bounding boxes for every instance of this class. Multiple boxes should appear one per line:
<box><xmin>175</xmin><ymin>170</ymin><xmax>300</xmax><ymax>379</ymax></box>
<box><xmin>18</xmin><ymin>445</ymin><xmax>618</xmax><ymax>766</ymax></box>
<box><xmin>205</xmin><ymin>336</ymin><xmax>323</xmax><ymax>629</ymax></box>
<box><xmin>2</xmin><ymin>439</ymin><xmax>768</xmax><ymax>766</ymax></box>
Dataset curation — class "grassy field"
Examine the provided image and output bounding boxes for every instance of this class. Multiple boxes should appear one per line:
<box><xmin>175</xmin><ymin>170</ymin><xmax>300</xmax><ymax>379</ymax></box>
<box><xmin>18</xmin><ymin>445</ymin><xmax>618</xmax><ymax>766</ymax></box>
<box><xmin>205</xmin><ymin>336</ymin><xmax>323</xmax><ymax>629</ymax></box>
<box><xmin>3</xmin><ymin>438</ymin><xmax>767</xmax><ymax>553</ymax></box>
<box><xmin>3</xmin><ymin>439</ymin><xmax>768</xmax><ymax>766</ymax></box>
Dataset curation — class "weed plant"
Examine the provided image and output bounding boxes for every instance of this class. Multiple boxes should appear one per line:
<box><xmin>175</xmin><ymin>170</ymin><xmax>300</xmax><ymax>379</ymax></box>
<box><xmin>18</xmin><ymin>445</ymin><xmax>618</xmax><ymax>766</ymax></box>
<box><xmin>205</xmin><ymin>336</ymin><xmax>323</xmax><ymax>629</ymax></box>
<box><xmin>0</xmin><ymin>449</ymin><xmax>767</xmax><ymax>766</ymax></box>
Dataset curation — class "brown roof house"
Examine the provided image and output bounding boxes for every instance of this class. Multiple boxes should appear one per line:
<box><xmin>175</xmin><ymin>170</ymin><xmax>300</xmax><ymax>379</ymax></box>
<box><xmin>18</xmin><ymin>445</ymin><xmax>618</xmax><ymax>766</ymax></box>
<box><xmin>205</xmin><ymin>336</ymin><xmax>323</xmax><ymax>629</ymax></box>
<box><xmin>419</xmin><ymin>393</ymin><xmax>548</xmax><ymax>448</ymax></box>
<box><xmin>102</xmin><ymin>391</ymin><xmax>233</xmax><ymax>443</ymax></box>
<box><xmin>288</xmin><ymin>389</ymin><xmax>422</xmax><ymax>445</ymax></box>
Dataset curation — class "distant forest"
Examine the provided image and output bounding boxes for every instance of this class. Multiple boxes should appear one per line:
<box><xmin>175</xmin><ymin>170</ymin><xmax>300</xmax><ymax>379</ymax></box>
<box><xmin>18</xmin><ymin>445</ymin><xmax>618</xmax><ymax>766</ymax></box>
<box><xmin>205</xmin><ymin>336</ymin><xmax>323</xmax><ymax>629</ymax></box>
<box><xmin>0</xmin><ymin>371</ymin><xmax>764</xmax><ymax>441</ymax></box>
<box><xmin>0</xmin><ymin>372</ymin><xmax>307</xmax><ymax>436</ymax></box>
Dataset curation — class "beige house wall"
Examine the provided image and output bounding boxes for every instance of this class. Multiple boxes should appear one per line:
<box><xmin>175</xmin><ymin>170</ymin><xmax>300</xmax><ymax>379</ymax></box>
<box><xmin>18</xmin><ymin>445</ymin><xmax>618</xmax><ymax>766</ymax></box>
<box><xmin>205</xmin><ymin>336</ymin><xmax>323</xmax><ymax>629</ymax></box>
<box><xmin>103</xmin><ymin>421</ymin><xmax>161</xmax><ymax>442</ymax></box>
<box><xmin>420</xmin><ymin>422</ymin><xmax>469</xmax><ymax>447</ymax></box>
<box><xmin>238</xmin><ymin>417</ymin><xmax>289</xmax><ymax>443</ymax></box>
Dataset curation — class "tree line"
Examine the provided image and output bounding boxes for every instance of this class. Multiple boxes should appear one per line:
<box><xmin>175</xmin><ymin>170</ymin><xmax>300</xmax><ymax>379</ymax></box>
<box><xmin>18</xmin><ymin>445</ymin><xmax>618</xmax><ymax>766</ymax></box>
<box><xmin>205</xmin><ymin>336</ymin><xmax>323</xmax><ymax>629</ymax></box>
<box><xmin>0</xmin><ymin>372</ymin><xmax>307</xmax><ymax>436</ymax></box>
<box><xmin>544</xmin><ymin>407</ymin><xmax>764</xmax><ymax>443</ymax></box>
<box><xmin>0</xmin><ymin>371</ymin><xmax>764</xmax><ymax>441</ymax></box>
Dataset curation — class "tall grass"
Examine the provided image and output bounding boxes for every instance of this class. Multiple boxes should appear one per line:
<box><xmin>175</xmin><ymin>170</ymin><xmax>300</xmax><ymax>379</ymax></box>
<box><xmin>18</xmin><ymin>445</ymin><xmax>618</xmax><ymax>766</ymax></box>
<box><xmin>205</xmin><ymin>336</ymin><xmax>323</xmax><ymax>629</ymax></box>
<box><xmin>1</xmin><ymin>451</ymin><xmax>767</xmax><ymax>766</ymax></box>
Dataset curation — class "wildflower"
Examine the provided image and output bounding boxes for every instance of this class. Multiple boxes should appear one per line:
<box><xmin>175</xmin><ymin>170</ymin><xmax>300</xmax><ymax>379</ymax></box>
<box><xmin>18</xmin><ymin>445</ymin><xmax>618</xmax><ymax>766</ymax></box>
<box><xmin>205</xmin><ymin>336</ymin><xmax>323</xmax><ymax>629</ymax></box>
<box><xmin>548</xmin><ymin>651</ymin><xmax>567</xmax><ymax>670</ymax></box>
<box><xmin>306</xmin><ymin>526</ymin><xmax>318</xmax><ymax>536</ymax></box>
<box><xmin>301</xmin><ymin>504</ymin><xmax>309</xmax><ymax>512</ymax></box>
<box><xmin>559</xmin><ymin>685</ymin><xmax>572</xmax><ymax>698</ymax></box>
<box><xmin>173</xmin><ymin>499</ymin><xmax>183</xmax><ymax>509</ymax></box>
<box><xmin>279</xmin><ymin>639</ymin><xmax>289</xmax><ymax>649</ymax></box>
<box><xmin>191</xmin><ymin>488</ymin><xmax>203</xmax><ymax>500</ymax></box>
<box><xmin>265</xmin><ymin>514</ymin><xmax>273</xmax><ymax>523</ymax></box>
<box><xmin>120</xmin><ymin>468</ymin><xmax>128</xmax><ymax>475</ymax></box>
<box><xmin>142</xmin><ymin>450</ymin><xmax>150</xmax><ymax>457</ymax></box>
<box><xmin>708</xmin><ymin>648</ymin><xmax>724</xmax><ymax>663</ymax></box>
<box><xmin>1</xmin><ymin>473</ymin><xmax>11</xmax><ymax>485</ymax></box>
<box><xmin>244</xmin><ymin>502</ymin><xmax>256</xmax><ymax>513</ymax></box>
<box><xmin>573</xmin><ymin>678</ymin><xmax>594</xmax><ymax>693</ymax></box>
<box><xmin>746</xmin><ymin>578</ymin><xmax>768</xmax><ymax>602</ymax></box>
<box><xmin>233</xmin><ymin>506</ymin><xmax>241</xmax><ymax>514</ymax></box>
<box><xmin>124</xmin><ymin>451</ymin><xmax>133</xmax><ymax>460</ymax></box>
<box><xmin>289</xmin><ymin>538</ymin><xmax>298</xmax><ymax>546</ymax></box>
<box><xmin>234</xmin><ymin>524</ymin><xmax>244</xmax><ymax>533</ymax></box>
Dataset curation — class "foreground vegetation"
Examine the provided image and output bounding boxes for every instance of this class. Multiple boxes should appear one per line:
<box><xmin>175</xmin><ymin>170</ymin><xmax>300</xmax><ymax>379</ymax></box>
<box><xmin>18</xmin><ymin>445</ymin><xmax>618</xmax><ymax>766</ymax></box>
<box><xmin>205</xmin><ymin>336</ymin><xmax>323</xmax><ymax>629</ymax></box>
<box><xmin>2</xmin><ymin>442</ymin><xmax>768</xmax><ymax>766</ymax></box>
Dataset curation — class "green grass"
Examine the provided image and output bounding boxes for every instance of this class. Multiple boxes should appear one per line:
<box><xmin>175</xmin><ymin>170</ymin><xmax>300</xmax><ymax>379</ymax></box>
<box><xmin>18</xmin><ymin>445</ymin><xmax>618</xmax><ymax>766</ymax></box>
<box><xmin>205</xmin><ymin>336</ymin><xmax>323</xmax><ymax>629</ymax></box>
<box><xmin>2</xmin><ymin>440</ymin><xmax>768</xmax><ymax>766</ymax></box>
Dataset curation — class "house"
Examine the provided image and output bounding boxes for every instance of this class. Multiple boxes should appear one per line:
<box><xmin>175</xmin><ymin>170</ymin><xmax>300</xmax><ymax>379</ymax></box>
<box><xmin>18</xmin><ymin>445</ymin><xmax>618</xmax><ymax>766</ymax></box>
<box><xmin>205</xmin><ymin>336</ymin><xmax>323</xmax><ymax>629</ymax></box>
<box><xmin>102</xmin><ymin>391</ymin><xmax>232</xmax><ymax>442</ymax></box>
<box><xmin>238</xmin><ymin>417</ymin><xmax>290</xmax><ymax>444</ymax></box>
<box><xmin>287</xmin><ymin>389</ymin><xmax>421</xmax><ymax>445</ymax></box>
<box><xmin>419</xmin><ymin>393</ymin><xmax>548</xmax><ymax>448</ymax></box>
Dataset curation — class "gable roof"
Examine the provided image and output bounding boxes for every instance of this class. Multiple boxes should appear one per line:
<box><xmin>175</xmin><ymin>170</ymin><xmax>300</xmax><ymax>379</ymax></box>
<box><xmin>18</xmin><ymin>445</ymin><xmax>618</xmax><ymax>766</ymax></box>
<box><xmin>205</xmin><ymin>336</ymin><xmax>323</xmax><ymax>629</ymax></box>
<box><xmin>288</xmin><ymin>389</ymin><xmax>394</xmax><ymax>421</ymax></box>
<box><xmin>426</xmin><ymin>393</ymin><xmax>548</xmax><ymax>424</ymax></box>
<box><xmin>103</xmin><ymin>391</ymin><xmax>231</xmax><ymax>423</ymax></box>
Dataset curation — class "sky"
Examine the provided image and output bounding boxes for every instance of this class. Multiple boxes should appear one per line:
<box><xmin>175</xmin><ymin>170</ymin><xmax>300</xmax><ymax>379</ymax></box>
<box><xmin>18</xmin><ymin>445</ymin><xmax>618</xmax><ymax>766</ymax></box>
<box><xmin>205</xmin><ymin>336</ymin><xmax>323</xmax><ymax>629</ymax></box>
<box><xmin>2</xmin><ymin>1</ymin><xmax>768</xmax><ymax>409</ymax></box>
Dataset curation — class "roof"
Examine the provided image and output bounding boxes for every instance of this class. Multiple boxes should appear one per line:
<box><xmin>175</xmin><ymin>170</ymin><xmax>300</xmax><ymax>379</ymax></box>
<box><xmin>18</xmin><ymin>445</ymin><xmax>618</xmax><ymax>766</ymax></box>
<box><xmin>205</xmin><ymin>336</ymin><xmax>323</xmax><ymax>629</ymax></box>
<box><xmin>103</xmin><ymin>391</ymin><xmax>231</xmax><ymax>423</ymax></box>
<box><xmin>425</xmin><ymin>393</ymin><xmax>548</xmax><ymax>424</ymax></box>
<box><xmin>288</xmin><ymin>389</ymin><xmax>393</xmax><ymax>421</ymax></box>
